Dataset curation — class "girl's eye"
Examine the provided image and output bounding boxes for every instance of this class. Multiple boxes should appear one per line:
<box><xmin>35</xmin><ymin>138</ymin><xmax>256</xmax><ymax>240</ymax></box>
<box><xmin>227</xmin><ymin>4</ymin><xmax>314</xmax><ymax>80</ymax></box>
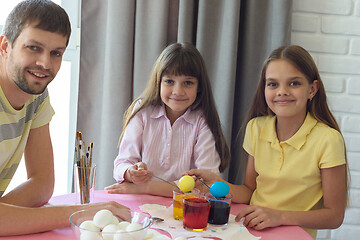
<box><xmin>266</xmin><ymin>82</ymin><xmax>277</xmax><ymax>87</ymax></box>
<box><xmin>290</xmin><ymin>81</ymin><xmax>301</xmax><ymax>86</ymax></box>
<box><xmin>163</xmin><ymin>79</ymin><xmax>174</xmax><ymax>84</ymax></box>
<box><xmin>184</xmin><ymin>81</ymin><xmax>194</xmax><ymax>86</ymax></box>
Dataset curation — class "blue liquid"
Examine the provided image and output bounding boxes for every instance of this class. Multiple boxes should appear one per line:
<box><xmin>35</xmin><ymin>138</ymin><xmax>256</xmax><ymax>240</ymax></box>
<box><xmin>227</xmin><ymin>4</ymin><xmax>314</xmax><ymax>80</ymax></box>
<box><xmin>208</xmin><ymin>200</ymin><xmax>230</xmax><ymax>225</ymax></box>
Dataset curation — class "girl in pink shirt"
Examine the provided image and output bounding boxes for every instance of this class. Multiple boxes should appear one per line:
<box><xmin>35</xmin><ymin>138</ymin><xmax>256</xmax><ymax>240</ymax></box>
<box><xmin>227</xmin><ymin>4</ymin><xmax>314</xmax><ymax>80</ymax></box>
<box><xmin>105</xmin><ymin>42</ymin><xmax>230</xmax><ymax>197</ymax></box>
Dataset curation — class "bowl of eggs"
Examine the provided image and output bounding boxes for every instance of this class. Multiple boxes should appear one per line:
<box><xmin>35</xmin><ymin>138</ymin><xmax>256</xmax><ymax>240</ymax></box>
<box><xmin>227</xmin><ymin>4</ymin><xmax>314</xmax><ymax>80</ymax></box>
<box><xmin>69</xmin><ymin>208</ymin><xmax>152</xmax><ymax>240</ymax></box>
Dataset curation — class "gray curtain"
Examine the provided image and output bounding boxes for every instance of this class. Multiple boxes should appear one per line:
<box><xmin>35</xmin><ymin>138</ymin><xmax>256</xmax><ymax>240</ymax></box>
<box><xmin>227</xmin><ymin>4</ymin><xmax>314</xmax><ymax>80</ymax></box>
<box><xmin>77</xmin><ymin>0</ymin><xmax>292</xmax><ymax>190</ymax></box>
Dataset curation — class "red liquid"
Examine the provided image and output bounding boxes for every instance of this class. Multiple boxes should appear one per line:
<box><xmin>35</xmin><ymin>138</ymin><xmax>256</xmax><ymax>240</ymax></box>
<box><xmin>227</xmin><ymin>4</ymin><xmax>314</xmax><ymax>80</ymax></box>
<box><xmin>183</xmin><ymin>198</ymin><xmax>210</xmax><ymax>231</ymax></box>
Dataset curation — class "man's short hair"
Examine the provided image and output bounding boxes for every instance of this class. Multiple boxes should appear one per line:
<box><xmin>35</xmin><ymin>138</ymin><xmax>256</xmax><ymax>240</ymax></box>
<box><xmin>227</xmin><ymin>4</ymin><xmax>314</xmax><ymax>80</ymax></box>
<box><xmin>3</xmin><ymin>0</ymin><xmax>71</xmax><ymax>46</ymax></box>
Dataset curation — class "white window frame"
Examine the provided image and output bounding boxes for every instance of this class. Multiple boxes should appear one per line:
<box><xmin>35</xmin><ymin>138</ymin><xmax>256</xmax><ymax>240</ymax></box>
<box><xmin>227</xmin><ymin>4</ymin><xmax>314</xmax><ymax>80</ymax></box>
<box><xmin>61</xmin><ymin>0</ymin><xmax>81</xmax><ymax>194</ymax></box>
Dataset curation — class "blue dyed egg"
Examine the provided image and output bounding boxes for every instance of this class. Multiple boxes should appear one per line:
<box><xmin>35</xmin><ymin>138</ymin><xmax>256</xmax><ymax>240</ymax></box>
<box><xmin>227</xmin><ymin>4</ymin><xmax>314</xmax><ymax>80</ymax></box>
<box><xmin>210</xmin><ymin>181</ymin><xmax>230</xmax><ymax>198</ymax></box>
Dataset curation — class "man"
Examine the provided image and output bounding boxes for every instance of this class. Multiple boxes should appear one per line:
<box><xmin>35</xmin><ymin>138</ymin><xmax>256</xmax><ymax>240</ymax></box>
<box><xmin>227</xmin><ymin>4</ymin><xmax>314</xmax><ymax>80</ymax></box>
<box><xmin>0</xmin><ymin>0</ymin><xmax>128</xmax><ymax>236</ymax></box>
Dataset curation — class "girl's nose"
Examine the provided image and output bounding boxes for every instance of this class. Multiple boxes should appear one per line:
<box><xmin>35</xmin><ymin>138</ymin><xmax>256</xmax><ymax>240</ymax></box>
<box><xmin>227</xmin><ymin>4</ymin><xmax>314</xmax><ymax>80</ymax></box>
<box><xmin>277</xmin><ymin>85</ymin><xmax>289</xmax><ymax>96</ymax></box>
<box><xmin>172</xmin><ymin>84</ymin><xmax>185</xmax><ymax>95</ymax></box>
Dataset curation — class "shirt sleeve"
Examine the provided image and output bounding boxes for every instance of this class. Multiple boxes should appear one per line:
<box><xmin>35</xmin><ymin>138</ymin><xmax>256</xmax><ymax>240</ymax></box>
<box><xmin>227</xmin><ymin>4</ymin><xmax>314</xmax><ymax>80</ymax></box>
<box><xmin>113</xmin><ymin>111</ymin><xmax>144</xmax><ymax>182</ymax></box>
<box><xmin>193</xmin><ymin>117</ymin><xmax>220</xmax><ymax>175</ymax></box>
<box><xmin>243</xmin><ymin>118</ymin><xmax>256</xmax><ymax>157</ymax></box>
<box><xmin>31</xmin><ymin>89</ymin><xmax>55</xmax><ymax>129</ymax></box>
<box><xmin>318</xmin><ymin>128</ymin><xmax>346</xmax><ymax>169</ymax></box>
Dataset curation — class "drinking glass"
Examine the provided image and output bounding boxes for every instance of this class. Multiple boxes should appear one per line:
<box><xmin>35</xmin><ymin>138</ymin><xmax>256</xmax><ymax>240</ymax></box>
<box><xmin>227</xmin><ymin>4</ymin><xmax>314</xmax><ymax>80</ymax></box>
<box><xmin>74</xmin><ymin>164</ymin><xmax>96</xmax><ymax>204</ymax></box>
<box><xmin>183</xmin><ymin>197</ymin><xmax>210</xmax><ymax>232</ymax></box>
<box><xmin>205</xmin><ymin>192</ymin><xmax>232</xmax><ymax>225</ymax></box>
<box><xmin>172</xmin><ymin>188</ymin><xmax>200</xmax><ymax>220</ymax></box>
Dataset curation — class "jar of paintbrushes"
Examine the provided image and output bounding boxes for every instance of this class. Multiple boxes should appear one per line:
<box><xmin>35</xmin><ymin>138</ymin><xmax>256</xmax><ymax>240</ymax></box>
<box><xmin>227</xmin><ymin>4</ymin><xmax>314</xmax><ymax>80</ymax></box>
<box><xmin>74</xmin><ymin>131</ymin><xmax>96</xmax><ymax>204</ymax></box>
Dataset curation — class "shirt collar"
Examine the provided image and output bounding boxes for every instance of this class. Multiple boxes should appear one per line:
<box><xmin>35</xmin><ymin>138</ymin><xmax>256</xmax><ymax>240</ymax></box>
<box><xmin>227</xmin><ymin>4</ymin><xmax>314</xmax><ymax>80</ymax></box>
<box><xmin>260</xmin><ymin>113</ymin><xmax>318</xmax><ymax>150</ymax></box>
<box><xmin>150</xmin><ymin>104</ymin><xmax>197</xmax><ymax>125</ymax></box>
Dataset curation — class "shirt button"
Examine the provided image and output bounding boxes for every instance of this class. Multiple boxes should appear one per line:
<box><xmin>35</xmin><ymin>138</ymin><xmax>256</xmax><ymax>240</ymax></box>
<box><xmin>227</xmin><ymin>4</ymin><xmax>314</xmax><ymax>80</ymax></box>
<box><xmin>167</xmin><ymin>143</ymin><xmax>170</xmax><ymax>147</ymax></box>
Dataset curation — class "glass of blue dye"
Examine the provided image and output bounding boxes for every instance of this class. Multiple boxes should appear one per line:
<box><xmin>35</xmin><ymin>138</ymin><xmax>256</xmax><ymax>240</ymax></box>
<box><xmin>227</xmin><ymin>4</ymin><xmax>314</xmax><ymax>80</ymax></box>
<box><xmin>205</xmin><ymin>192</ymin><xmax>232</xmax><ymax>225</ymax></box>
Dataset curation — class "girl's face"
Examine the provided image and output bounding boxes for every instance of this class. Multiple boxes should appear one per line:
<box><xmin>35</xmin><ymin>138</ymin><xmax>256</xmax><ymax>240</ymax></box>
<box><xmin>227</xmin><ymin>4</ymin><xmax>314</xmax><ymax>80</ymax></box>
<box><xmin>264</xmin><ymin>59</ymin><xmax>318</xmax><ymax>121</ymax></box>
<box><xmin>160</xmin><ymin>74</ymin><xmax>198</xmax><ymax>122</ymax></box>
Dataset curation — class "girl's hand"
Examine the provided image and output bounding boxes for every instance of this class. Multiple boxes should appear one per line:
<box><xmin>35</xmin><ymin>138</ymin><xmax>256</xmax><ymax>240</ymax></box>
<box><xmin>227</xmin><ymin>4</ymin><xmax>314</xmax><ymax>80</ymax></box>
<box><xmin>125</xmin><ymin>162</ymin><xmax>153</xmax><ymax>184</ymax></box>
<box><xmin>235</xmin><ymin>205</ymin><xmax>283</xmax><ymax>230</ymax></box>
<box><xmin>183</xmin><ymin>169</ymin><xmax>224</xmax><ymax>187</ymax></box>
<box><xmin>104</xmin><ymin>182</ymin><xmax>144</xmax><ymax>194</ymax></box>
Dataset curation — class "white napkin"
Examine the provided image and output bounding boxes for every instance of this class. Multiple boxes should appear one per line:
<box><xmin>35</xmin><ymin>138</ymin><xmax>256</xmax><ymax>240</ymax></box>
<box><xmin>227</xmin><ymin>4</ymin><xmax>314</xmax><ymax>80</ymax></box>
<box><xmin>139</xmin><ymin>204</ymin><xmax>261</xmax><ymax>240</ymax></box>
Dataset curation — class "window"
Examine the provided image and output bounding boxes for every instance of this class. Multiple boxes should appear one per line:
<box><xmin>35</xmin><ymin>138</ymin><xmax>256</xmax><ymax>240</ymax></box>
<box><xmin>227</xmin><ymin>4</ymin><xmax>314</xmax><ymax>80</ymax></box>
<box><xmin>1</xmin><ymin>0</ymin><xmax>80</xmax><ymax>196</ymax></box>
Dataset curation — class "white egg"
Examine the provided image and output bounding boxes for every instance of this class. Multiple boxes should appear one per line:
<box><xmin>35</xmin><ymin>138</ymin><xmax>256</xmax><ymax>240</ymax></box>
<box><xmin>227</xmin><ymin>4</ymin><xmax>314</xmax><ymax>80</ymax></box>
<box><xmin>93</xmin><ymin>209</ymin><xmax>115</xmax><ymax>229</ymax></box>
<box><xmin>126</xmin><ymin>223</ymin><xmax>145</xmax><ymax>240</ymax></box>
<box><xmin>79</xmin><ymin>220</ymin><xmax>100</xmax><ymax>232</ymax></box>
<box><xmin>144</xmin><ymin>229</ymin><xmax>163</xmax><ymax>239</ymax></box>
<box><xmin>174</xmin><ymin>237</ymin><xmax>187</xmax><ymax>240</ymax></box>
<box><xmin>80</xmin><ymin>231</ymin><xmax>102</xmax><ymax>240</ymax></box>
<box><xmin>113</xmin><ymin>230</ymin><xmax>132</xmax><ymax>240</ymax></box>
<box><xmin>102</xmin><ymin>224</ymin><xmax>121</xmax><ymax>240</ymax></box>
<box><xmin>126</xmin><ymin>223</ymin><xmax>142</xmax><ymax>232</ymax></box>
<box><xmin>112</xmin><ymin>216</ymin><xmax>120</xmax><ymax>224</ymax></box>
<box><xmin>118</xmin><ymin>221</ymin><xmax>130</xmax><ymax>230</ymax></box>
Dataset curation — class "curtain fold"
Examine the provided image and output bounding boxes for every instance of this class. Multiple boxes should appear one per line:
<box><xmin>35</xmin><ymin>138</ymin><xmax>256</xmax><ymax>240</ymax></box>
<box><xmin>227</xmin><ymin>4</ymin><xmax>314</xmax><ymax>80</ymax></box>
<box><xmin>229</xmin><ymin>0</ymin><xmax>292</xmax><ymax>183</ymax></box>
<box><xmin>78</xmin><ymin>0</ymin><xmax>292</xmax><ymax>189</ymax></box>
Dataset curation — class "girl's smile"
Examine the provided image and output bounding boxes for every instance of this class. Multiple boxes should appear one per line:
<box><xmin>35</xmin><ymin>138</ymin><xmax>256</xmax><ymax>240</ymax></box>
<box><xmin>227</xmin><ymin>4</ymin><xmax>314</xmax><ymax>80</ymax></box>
<box><xmin>273</xmin><ymin>98</ymin><xmax>295</xmax><ymax>104</ymax></box>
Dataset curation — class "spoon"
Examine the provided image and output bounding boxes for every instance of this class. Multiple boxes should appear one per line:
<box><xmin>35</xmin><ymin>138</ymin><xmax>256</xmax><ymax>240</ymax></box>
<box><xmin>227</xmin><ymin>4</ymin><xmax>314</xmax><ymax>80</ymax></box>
<box><xmin>150</xmin><ymin>217</ymin><xmax>164</xmax><ymax>223</ymax></box>
<box><xmin>197</xmin><ymin>177</ymin><xmax>211</xmax><ymax>190</ymax></box>
<box><xmin>146</xmin><ymin>173</ymin><xmax>183</xmax><ymax>193</ymax></box>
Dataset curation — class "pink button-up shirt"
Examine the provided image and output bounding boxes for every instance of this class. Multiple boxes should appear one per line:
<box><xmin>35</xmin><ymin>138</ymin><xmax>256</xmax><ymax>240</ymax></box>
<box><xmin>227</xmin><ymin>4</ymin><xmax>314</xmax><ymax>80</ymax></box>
<box><xmin>113</xmin><ymin>104</ymin><xmax>221</xmax><ymax>182</ymax></box>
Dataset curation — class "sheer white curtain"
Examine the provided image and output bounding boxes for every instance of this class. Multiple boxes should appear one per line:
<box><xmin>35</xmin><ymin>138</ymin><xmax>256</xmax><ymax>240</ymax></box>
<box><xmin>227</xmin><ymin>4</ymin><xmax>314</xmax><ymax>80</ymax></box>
<box><xmin>77</xmin><ymin>0</ymin><xmax>292</xmax><ymax>189</ymax></box>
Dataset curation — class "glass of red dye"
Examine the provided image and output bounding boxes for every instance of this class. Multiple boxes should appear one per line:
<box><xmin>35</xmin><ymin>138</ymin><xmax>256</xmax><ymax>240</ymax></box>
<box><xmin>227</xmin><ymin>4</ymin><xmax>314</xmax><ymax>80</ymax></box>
<box><xmin>183</xmin><ymin>197</ymin><xmax>210</xmax><ymax>232</ymax></box>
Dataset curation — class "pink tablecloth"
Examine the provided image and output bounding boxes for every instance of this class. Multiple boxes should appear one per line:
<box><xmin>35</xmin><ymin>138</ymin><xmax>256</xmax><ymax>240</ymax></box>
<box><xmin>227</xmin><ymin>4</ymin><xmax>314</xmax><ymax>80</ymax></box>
<box><xmin>0</xmin><ymin>190</ymin><xmax>313</xmax><ymax>240</ymax></box>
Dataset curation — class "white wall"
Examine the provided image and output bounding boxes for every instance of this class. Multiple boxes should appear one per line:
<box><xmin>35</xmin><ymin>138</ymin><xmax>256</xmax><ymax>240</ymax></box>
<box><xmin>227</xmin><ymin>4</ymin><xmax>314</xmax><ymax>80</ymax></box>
<box><xmin>291</xmin><ymin>0</ymin><xmax>360</xmax><ymax>239</ymax></box>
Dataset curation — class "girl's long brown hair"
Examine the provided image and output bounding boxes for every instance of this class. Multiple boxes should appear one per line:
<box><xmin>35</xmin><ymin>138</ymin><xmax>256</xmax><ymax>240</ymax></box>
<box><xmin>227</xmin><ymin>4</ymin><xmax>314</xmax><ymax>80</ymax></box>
<box><xmin>243</xmin><ymin>45</ymin><xmax>349</xmax><ymax>205</ymax></box>
<box><xmin>119</xmin><ymin>42</ymin><xmax>230</xmax><ymax>172</ymax></box>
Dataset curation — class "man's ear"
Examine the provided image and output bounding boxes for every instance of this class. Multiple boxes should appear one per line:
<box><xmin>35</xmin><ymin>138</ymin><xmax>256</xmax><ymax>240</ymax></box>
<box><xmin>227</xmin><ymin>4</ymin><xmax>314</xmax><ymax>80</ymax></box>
<box><xmin>0</xmin><ymin>35</ymin><xmax>10</xmax><ymax>58</ymax></box>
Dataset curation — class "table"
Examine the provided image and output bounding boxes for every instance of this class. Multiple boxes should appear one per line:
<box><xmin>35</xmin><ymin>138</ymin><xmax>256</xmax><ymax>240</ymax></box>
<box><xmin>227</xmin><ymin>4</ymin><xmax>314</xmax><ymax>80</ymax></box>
<box><xmin>0</xmin><ymin>190</ymin><xmax>313</xmax><ymax>240</ymax></box>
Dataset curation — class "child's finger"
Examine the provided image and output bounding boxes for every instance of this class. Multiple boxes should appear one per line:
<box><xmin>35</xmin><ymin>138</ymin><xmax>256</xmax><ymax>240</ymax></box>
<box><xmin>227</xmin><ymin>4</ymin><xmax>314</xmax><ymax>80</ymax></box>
<box><xmin>236</xmin><ymin>206</ymin><xmax>255</xmax><ymax>221</ymax></box>
<box><xmin>104</xmin><ymin>183</ymin><xmax>118</xmax><ymax>190</ymax></box>
<box><xmin>105</xmin><ymin>188</ymin><xmax>120</xmax><ymax>194</ymax></box>
<box><xmin>246</xmin><ymin>215</ymin><xmax>261</xmax><ymax>228</ymax></box>
<box><xmin>131</xmin><ymin>168</ymin><xmax>148</xmax><ymax>176</ymax></box>
<box><xmin>137</xmin><ymin>162</ymin><xmax>148</xmax><ymax>170</ymax></box>
<box><xmin>145</xmin><ymin>169</ymin><xmax>154</xmax><ymax>175</ymax></box>
<box><xmin>184</xmin><ymin>169</ymin><xmax>205</xmax><ymax>179</ymax></box>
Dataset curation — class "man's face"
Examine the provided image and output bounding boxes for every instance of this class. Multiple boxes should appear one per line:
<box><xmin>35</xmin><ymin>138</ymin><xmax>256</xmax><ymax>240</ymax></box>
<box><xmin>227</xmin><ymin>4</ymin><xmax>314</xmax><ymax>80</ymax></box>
<box><xmin>3</xmin><ymin>24</ymin><xmax>67</xmax><ymax>95</ymax></box>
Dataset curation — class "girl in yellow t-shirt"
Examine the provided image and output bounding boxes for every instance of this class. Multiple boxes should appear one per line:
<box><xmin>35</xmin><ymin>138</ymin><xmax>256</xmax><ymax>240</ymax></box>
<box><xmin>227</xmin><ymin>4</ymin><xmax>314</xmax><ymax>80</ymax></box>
<box><xmin>186</xmin><ymin>45</ymin><xmax>348</xmax><ymax>239</ymax></box>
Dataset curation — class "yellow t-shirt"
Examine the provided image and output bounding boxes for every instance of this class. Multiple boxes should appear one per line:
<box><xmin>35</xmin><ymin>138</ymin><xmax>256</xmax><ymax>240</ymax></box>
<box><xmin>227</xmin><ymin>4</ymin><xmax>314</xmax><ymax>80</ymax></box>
<box><xmin>0</xmin><ymin>86</ymin><xmax>54</xmax><ymax>196</ymax></box>
<box><xmin>243</xmin><ymin>113</ymin><xmax>346</xmax><ymax>239</ymax></box>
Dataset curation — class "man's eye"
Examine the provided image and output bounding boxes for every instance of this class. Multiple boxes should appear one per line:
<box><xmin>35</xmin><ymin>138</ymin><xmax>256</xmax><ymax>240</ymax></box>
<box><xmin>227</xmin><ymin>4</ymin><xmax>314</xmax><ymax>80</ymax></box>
<box><xmin>28</xmin><ymin>46</ymin><xmax>39</xmax><ymax>51</ymax></box>
<box><xmin>51</xmin><ymin>51</ymin><xmax>63</xmax><ymax>57</ymax></box>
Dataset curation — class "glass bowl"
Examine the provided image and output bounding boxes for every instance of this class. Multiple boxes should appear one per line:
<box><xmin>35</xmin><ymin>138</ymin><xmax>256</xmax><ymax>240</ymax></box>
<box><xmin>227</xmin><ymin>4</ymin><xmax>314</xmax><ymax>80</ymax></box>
<box><xmin>69</xmin><ymin>208</ymin><xmax>151</xmax><ymax>240</ymax></box>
